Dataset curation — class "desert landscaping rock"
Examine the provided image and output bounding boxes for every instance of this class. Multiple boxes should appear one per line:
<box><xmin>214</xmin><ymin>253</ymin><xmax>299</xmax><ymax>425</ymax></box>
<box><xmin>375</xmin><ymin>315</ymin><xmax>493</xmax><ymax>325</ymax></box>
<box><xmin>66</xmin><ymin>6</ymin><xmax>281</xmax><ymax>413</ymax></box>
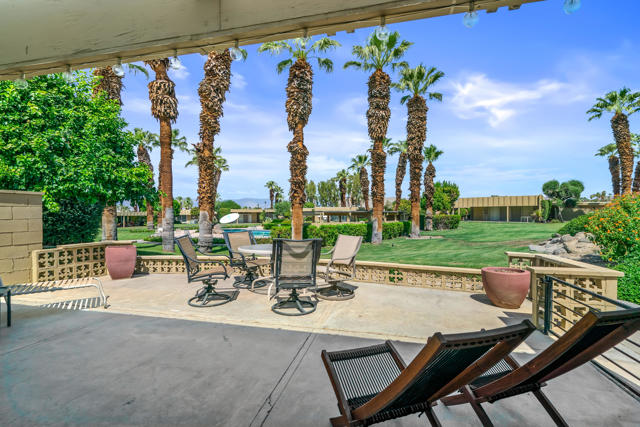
<box><xmin>530</xmin><ymin>232</ymin><xmax>600</xmax><ymax>264</ymax></box>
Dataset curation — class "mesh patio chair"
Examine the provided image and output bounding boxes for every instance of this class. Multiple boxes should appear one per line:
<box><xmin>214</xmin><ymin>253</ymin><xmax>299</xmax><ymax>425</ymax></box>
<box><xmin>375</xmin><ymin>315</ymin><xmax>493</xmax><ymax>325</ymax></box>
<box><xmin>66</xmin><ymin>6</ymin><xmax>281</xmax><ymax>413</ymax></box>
<box><xmin>271</xmin><ymin>238</ymin><xmax>322</xmax><ymax>316</ymax></box>
<box><xmin>224</xmin><ymin>231</ymin><xmax>270</xmax><ymax>289</ymax></box>
<box><xmin>440</xmin><ymin>307</ymin><xmax>640</xmax><ymax>426</ymax></box>
<box><xmin>317</xmin><ymin>235</ymin><xmax>363</xmax><ymax>301</ymax></box>
<box><xmin>322</xmin><ymin>320</ymin><xmax>536</xmax><ymax>426</ymax></box>
<box><xmin>175</xmin><ymin>235</ymin><xmax>235</xmax><ymax>307</ymax></box>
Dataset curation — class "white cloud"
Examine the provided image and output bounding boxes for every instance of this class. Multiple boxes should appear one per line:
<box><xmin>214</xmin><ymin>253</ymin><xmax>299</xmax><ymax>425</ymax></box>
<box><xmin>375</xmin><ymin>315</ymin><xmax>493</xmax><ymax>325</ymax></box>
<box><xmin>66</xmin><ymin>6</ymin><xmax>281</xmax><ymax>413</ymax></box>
<box><xmin>168</xmin><ymin>61</ymin><xmax>190</xmax><ymax>80</ymax></box>
<box><xmin>336</xmin><ymin>96</ymin><xmax>367</xmax><ymax>126</ymax></box>
<box><xmin>122</xmin><ymin>97</ymin><xmax>150</xmax><ymax>114</ymax></box>
<box><xmin>176</xmin><ymin>94</ymin><xmax>201</xmax><ymax>115</ymax></box>
<box><xmin>231</xmin><ymin>72</ymin><xmax>247</xmax><ymax>90</ymax></box>
<box><xmin>447</xmin><ymin>73</ymin><xmax>586</xmax><ymax>127</ymax></box>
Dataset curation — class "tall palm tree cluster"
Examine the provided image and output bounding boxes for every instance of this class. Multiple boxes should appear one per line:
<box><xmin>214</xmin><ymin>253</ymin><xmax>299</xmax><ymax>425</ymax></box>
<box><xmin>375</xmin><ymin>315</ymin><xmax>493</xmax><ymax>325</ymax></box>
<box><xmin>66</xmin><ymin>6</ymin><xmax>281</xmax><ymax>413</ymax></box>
<box><xmin>589</xmin><ymin>88</ymin><xmax>640</xmax><ymax>196</ymax></box>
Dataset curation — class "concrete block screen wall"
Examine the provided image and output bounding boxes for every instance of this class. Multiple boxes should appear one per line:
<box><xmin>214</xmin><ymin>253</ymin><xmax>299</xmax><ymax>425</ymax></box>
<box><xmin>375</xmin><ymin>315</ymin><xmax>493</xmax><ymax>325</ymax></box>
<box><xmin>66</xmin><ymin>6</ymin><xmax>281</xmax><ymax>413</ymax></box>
<box><xmin>0</xmin><ymin>190</ymin><xmax>43</xmax><ymax>284</ymax></box>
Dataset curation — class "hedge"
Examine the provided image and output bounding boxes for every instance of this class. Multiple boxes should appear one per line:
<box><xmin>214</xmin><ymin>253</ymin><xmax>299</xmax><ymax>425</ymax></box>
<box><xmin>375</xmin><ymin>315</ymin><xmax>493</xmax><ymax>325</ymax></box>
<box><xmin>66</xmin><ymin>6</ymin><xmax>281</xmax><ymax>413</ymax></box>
<box><xmin>381</xmin><ymin>221</ymin><xmax>405</xmax><ymax>240</ymax></box>
<box><xmin>557</xmin><ymin>214</ymin><xmax>590</xmax><ymax>236</ymax></box>
<box><xmin>307</xmin><ymin>223</ymin><xmax>368</xmax><ymax>246</ymax></box>
<box><xmin>433</xmin><ymin>214</ymin><xmax>461</xmax><ymax>230</ymax></box>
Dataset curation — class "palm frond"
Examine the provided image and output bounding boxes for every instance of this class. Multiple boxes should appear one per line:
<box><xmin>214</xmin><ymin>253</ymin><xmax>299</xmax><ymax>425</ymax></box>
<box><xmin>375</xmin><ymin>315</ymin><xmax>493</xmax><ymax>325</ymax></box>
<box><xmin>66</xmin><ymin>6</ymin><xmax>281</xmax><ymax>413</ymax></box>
<box><xmin>344</xmin><ymin>60</ymin><xmax>363</xmax><ymax>70</ymax></box>
<box><xmin>276</xmin><ymin>58</ymin><xmax>293</xmax><ymax>74</ymax></box>
<box><xmin>428</xmin><ymin>92</ymin><xmax>443</xmax><ymax>102</ymax></box>
<box><xmin>311</xmin><ymin>37</ymin><xmax>341</xmax><ymax>53</ymax></box>
<box><xmin>258</xmin><ymin>41</ymin><xmax>289</xmax><ymax>55</ymax></box>
<box><xmin>126</xmin><ymin>63</ymin><xmax>149</xmax><ymax>79</ymax></box>
<box><xmin>400</xmin><ymin>94</ymin><xmax>411</xmax><ymax>105</ymax></box>
<box><xmin>317</xmin><ymin>57</ymin><xmax>334</xmax><ymax>73</ymax></box>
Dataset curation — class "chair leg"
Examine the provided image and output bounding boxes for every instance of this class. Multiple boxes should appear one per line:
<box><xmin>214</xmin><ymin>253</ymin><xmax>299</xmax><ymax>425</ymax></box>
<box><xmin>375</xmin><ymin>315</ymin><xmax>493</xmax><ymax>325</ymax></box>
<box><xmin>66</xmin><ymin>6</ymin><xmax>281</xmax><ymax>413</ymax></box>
<box><xmin>441</xmin><ymin>392</ymin><xmax>469</xmax><ymax>406</ymax></box>
<box><xmin>423</xmin><ymin>405</ymin><xmax>442</xmax><ymax>427</ymax></box>
<box><xmin>6</xmin><ymin>291</ymin><xmax>10</xmax><ymax>327</ymax></box>
<box><xmin>533</xmin><ymin>389</ymin><xmax>568</xmax><ymax>427</ymax></box>
<box><xmin>461</xmin><ymin>386</ymin><xmax>494</xmax><ymax>427</ymax></box>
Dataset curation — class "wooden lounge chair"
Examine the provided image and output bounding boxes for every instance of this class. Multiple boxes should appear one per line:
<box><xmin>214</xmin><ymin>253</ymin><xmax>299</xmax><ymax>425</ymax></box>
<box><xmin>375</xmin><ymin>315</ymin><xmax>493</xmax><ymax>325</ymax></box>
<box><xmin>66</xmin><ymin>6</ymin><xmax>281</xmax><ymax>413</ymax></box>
<box><xmin>175</xmin><ymin>234</ymin><xmax>234</xmax><ymax>307</ymax></box>
<box><xmin>223</xmin><ymin>230</ymin><xmax>270</xmax><ymax>289</ymax></box>
<box><xmin>0</xmin><ymin>276</ymin><xmax>108</xmax><ymax>309</ymax></box>
<box><xmin>317</xmin><ymin>234</ymin><xmax>362</xmax><ymax>301</ymax></box>
<box><xmin>322</xmin><ymin>320</ymin><xmax>536</xmax><ymax>426</ymax></box>
<box><xmin>441</xmin><ymin>307</ymin><xmax>640</xmax><ymax>426</ymax></box>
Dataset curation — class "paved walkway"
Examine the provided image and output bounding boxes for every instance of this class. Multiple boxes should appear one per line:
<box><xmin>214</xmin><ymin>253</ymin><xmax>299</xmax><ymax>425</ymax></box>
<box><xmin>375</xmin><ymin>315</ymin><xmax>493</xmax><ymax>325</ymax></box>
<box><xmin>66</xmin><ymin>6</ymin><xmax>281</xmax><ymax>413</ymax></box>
<box><xmin>10</xmin><ymin>274</ymin><xmax>532</xmax><ymax>343</ymax></box>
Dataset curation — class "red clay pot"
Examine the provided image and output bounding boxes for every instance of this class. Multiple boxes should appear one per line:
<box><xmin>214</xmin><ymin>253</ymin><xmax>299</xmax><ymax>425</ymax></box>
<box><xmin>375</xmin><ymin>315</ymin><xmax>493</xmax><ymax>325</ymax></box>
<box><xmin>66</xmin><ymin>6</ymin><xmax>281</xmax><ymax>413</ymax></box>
<box><xmin>105</xmin><ymin>245</ymin><xmax>137</xmax><ymax>280</ymax></box>
<box><xmin>481</xmin><ymin>267</ymin><xmax>531</xmax><ymax>309</ymax></box>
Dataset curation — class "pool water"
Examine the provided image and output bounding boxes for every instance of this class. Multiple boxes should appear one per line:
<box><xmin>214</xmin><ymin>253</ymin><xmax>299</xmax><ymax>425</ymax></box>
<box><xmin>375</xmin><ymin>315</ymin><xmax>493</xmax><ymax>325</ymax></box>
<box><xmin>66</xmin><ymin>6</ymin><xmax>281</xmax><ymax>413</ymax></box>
<box><xmin>225</xmin><ymin>228</ymin><xmax>271</xmax><ymax>238</ymax></box>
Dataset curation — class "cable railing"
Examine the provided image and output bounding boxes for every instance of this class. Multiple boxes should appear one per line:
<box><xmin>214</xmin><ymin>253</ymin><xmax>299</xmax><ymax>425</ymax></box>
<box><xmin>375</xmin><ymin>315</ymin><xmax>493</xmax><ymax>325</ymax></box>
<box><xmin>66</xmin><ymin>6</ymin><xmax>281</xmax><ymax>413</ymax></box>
<box><xmin>542</xmin><ymin>275</ymin><xmax>640</xmax><ymax>396</ymax></box>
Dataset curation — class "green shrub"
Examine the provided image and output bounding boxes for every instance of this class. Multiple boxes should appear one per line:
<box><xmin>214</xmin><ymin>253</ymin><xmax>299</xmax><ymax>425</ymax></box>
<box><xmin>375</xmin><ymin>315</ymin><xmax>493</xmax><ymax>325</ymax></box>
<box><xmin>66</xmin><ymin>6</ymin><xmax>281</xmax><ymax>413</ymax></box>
<box><xmin>433</xmin><ymin>214</ymin><xmax>461</xmax><ymax>230</ymax></box>
<box><xmin>586</xmin><ymin>194</ymin><xmax>640</xmax><ymax>262</ymax></box>
<box><xmin>402</xmin><ymin>221</ymin><xmax>412</xmax><ymax>236</ymax></box>
<box><xmin>557</xmin><ymin>214</ymin><xmax>590</xmax><ymax>236</ymax></box>
<box><xmin>614</xmin><ymin>253</ymin><xmax>640</xmax><ymax>304</ymax></box>
<box><xmin>43</xmin><ymin>199</ymin><xmax>102</xmax><ymax>246</ymax></box>
<box><xmin>306</xmin><ymin>223</ymin><xmax>368</xmax><ymax>246</ymax></box>
<box><xmin>549</xmin><ymin>219</ymin><xmax>561</xmax><ymax>223</ymax></box>
<box><xmin>382</xmin><ymin>222</ymin><xmax>405</xmax><ymax>240</ymax></box>
<box><xmin>541</xmin><ymin>199</ymin><xmax>552</xmax><ymax>221</ymax></box>
<box><xmin>270</xmin><ymin>225</ymin><xmax>291</xmax><ymax>239</ymax></box>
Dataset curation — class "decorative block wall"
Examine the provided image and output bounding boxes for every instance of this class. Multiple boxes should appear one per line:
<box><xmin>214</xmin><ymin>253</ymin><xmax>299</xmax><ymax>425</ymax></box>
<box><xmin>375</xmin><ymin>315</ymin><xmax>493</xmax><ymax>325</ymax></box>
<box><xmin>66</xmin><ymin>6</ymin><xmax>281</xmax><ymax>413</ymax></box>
<box><xmin>0</xmin><ymin>190</ymin><xmax>43</xmax><ymax>284</ymax></box>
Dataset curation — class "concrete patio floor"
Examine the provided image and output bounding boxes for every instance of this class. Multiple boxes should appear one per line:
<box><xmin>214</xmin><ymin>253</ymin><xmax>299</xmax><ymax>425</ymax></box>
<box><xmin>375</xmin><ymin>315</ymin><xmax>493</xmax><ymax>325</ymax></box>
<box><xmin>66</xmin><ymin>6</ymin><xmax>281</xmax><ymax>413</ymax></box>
<box><xmin>1</xmin><ymin>275</ymin><xmax>639</xmax><ymax>426</ymax></box>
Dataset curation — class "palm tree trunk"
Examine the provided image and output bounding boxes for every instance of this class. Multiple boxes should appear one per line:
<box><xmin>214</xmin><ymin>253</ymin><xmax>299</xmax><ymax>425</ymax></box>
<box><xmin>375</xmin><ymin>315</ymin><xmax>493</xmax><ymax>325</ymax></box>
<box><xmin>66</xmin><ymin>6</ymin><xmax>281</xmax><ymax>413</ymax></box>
<box><xmin>609</xmin><ymin>155</ymin><xmax>621</xmax><ymax>196</ymax></box>
<box><xmin>367</xmin><ymin>69</ymin><xmax>391</xmax><ymax>244</ymax></box>
<box><xmin>146</xmin><ymin>202</ymin><xmax>154</xmax><ymax>230</ymax></box>
<box><xmin>101</xmin><ymin>205</ymin><xmax>117</xmax><ymax>240</ymax></box>
<box><xmin>424</xmin><ymin>162</ymin><xmax>435</xmax><ymax>231</ymax></box>
<box><xmin>285</xmin><ymin>58</ymin><xmax>313</xmax><ymax>240</ymax></box>
<box><xmin>394</xmin><ymin>152</ymin><xmax>407</xmax><ymax>211</ymax></box>
<box><xmin>339</xmin><ymin>178</ymin><xmax>347</xmax><ymax>207</ymax></box>
<box><xmin>611</xmin><ymin>112</ymin><xmax>633</xmax><ymax>194</ymax></box>
<box><xmin>360</xmin><ymin>168</ymin><xmax>370</xmax><ymax>211</ymax></box>
<box><xmin>289</xmin><ymin>123</ymin><xmax>308</xmax><ymax>239</ymax></box>
<box><xmin>197</xmin><ymin>50</ymin><xmax>232</xmax><ymax>251</ymax></box>
<box><xmin>269</xmin><ymin>190</ymin><xmax>274</xmax><ymax>209</ymax></box>
<box><xmin>157</xmin><ymin>169</ymin><xmax>163</xmax><ymax>226</ymax></box>
<box><xmin>407</xmin><ymin>96</ymin><xmax>427</xmax><ymax>237</ymax></box>
<box><xmin>159</xmin><ymin>119</ymin><xmax>174</xmax><ymax>251</ymax></box>
<box><xmin>136</xmin><ymin>144</ymin><xmax>155</xmax><ymax>230</ymax></box>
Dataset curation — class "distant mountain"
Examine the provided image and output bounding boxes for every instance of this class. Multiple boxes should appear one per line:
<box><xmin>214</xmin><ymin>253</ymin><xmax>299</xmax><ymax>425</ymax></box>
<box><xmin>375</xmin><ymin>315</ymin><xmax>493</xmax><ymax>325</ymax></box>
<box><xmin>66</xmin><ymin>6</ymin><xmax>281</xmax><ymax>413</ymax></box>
<box><xmin>232</xmin><ymin>198</ymin><xmax>271</xmax><ymax>209</ymax></box>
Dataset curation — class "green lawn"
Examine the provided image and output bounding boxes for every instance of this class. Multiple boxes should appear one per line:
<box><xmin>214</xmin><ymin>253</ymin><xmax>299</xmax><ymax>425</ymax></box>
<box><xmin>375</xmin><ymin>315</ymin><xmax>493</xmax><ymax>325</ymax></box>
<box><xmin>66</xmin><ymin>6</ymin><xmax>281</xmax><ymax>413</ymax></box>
<box><xmin>105</xmin><ymin>221</ymin><xmax>563</xmax><ymax>267</ymax></box>
<box><xmin>356</xmin><ymin>221</ymin><xmax>563</xmax><ymax>268</ymax></box>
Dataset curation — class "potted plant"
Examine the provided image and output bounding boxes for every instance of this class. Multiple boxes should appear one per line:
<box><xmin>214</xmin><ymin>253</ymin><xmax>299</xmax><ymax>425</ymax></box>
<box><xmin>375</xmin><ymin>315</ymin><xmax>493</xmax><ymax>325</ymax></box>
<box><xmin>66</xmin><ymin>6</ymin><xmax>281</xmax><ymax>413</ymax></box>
<box><xmin>105</xmin><ymin>245</ymin><xmax>137</xmax><ymax>280</ymax></box>
<box><xmin>481</xmin><ymin>267</ymin><xmax>531</xmax><ymax>309</ymax></box>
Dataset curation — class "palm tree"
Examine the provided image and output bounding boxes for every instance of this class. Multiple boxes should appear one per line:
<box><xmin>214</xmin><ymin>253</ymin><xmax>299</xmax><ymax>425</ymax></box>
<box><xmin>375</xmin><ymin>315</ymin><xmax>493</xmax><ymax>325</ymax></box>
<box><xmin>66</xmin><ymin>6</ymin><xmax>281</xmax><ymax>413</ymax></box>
<box><xmin>347</xmin><ymin>173</ymin><xmax>362</xmax><ymax>207</ymax></box>
<box><xmin>345</xmin><ymin>31</ymin><xmax>412</xmax><ymax>243</ymax></box>
<box><xmin>595</xmin><ymin>143</ymin><xmax>621</xmax><ymax>196</ymax></box>
<box><xmin>349</xmin><ymin>154</ymin><xmax>371</xmax><ymax>210</ymax></box>
<box><xmin>144</xmin><ymin>58</ymin><xmax>179</xmax><ymax>251</ymax></box>
<box><xmin>183</xmin><ymin>197</ymin><xmax>194</xmax><ymax>211</ymax></box>
<box><xmin>423</xmin><ymin>144</ymin><xmax>443</xmax><ymax>231</ymax></box>
<box><xmin>212</xmin><ymin>149</ymin><xmax>229</xmax><ymax>222</ymax></box>
<box><xmin>392</xmin><ymin>64</ymin><xmax>444</xmax><ymax>236</ymax></box>
<box><xmin>336</xmin><ymin>169</ymin><xmax>348</xmax><ymax>207</ymax></box>
<box><xmin>587</xmin><ymin>88</ymin><xmax>640</xmax><ymax>195</ymax></box>
<box><xmin>632</xmin><ymin>133</ymin><xmax>640</xmax><ymax>193</ymax></box>
<box><xmin>131</xmin><ymin>128</ymin><xmax>159</xmax><ymax>229</ymax></box>
<box><xmin>274</xmin><ymin>185</ymin><xmax>285</xmax><ymax>203</ymax></box>
<box><xmin>259</xmin><ymin>36</ymin><xmax>340</xmax><ymax>239</ymax></box>
<box><xmin>265</xmin><ymin>181</ymin><xmax>278</xmax><ymax>208</ymax></box>
<box><xmin>92</xmin><ymin>64</ymin><xmax>148</xmax><ymax>239</ymax></box>
<box><xmin>387</xmin><ymin>140</ymin><xmax>408</xmax><ymax>212</ymax></box>
<box><xmin>194</xmin><ymin>49</ymin><xmax>237</xmax><ymax>251</ymax></box>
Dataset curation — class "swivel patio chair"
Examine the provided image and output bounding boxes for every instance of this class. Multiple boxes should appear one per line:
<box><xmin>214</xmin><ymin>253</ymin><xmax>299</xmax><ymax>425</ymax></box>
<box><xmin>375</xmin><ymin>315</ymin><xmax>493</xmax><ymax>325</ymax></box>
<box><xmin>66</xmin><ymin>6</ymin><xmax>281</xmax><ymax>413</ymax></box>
<box><xmin>440</xmin><ymin>307</ymin><xmax>640</xmax><ymax>426</ymax></box>
<box><xmin>223</xmin><ymin>230</ymin><xmax>270</xmax><ymax>289</ymax></box>
<box><xmin>322</xmin><ymin>320</ymin><xmax>536</xmax><ymax>426</ymax></box>
<box><xmin>317</xmin><ymin>234</ymin><xmax>362</xmax><ymax>301</ymax></box>
<box><xmin>175</xmin><ymin>235</ymin><xmax>234</xmax><ymax>307</ymax></box>
<box><xmin>271</xmin><ymin>238</ymin><xmax>322</xmax><ymax>316</ymax></box>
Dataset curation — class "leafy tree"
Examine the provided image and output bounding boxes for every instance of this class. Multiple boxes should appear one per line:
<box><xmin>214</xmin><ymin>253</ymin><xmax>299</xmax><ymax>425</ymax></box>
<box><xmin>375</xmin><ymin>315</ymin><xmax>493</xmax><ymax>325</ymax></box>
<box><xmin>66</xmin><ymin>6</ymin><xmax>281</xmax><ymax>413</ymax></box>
<box><xmin>347</xmin><ymin>173</ymin><xmax>362</xmax><ymax>207</ymax></box>
<box><xmin>0</xmin><ymin>73</ymin><xmax>154</xmax><ymax>245</ymax></box>
<box><xmin>587</xmin><ymin>88</ymin><xmax>640</xmax><ymax>194</ymax></box>
<box><xmin>274</xmin><ymin>201</ymin><xmax>292</xmax><ymax>218</ymax></box>
<box><xmin>542</xmin><ymin>179</ymin><xmax>585</xmax><ymax>221</ymax></box>
<box><xmin>131</xmin><ymin>127</ymin><xmax>159</xmax><ymax>229</ymax></box>
<box><xmin>436</xmin><ymin>181</ymin><xmax>460</xmax><ymax>208</ymax></box>
<box><xmin>305</xmin><ymin>180</ymin><xmax>318</xmax><ymax>206</ymax></box>
<box><xmin>345</xmin><ymin>30</ymin><xmax>412</xmax><ymax>243</ymax></box>
<box><xmin>259</xmin><ymin>36</ymin><xmax>340</xmax><ymax>239</ymax></box>
<box><xmin>317</xmin><ymin>179</ymin><xmax>340</xmax><ymax>207</ymax></box>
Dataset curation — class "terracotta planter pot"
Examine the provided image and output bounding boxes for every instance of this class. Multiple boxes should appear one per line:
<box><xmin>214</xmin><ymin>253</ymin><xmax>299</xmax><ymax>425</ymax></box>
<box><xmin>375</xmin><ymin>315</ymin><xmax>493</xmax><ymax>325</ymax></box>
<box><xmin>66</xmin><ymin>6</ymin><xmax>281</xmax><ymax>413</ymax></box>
<box><xmin>481</xmin><ymin>267</ymin><xmax>531</xmax><ymax>309</ymax></box>
<box><xmin>105</xmin><ymin>245</ymin><xmax>137</xmax><ymax>280</ymax></box>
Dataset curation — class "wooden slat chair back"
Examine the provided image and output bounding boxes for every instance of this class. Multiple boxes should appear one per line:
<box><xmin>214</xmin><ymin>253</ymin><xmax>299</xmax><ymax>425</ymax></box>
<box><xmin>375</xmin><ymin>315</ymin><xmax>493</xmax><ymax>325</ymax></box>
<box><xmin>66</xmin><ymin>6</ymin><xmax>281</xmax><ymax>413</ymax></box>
<box><xmin>322</xmin><ymin>320</ymin><xmax>536</xmax><ymax>426</ymax></box>
<box><xmin>443</xmin><ymin>307</ymin><xmax>640</xmax><ymax>426</ymax></box>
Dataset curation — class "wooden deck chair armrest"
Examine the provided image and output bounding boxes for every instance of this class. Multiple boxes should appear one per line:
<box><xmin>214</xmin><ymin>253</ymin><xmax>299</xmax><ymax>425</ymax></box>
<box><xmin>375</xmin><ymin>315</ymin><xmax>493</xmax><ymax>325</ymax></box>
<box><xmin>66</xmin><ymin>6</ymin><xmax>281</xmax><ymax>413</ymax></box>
<box><xmin>503</xmin><ymin>354</ymin><xmax>521</xmax><ymax>370</ymax></box>
<box><xmin>321</xmin><ymin>350</ymin><xmax>355</xmax><ymax>425</ymax></box>
<box><xmin>385</xmin><ymin>340</ymin><xmax>408</xmax><ymax>370</ymax></box>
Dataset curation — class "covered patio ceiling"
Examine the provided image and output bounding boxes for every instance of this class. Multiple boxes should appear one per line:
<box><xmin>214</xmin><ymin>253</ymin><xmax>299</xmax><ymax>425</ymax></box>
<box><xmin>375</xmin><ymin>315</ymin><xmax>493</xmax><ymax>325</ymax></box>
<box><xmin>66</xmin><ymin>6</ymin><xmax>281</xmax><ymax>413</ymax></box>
<box><xmin>0</xmin><ymin>0</ymin><xmax>545</xmax><ymax>80</ymax></box>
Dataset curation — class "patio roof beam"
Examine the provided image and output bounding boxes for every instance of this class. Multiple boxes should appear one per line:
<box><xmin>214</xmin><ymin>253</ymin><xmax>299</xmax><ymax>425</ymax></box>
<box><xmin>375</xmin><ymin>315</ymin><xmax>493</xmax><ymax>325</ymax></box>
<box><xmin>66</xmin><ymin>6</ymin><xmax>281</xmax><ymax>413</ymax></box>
<box><xmin>0</xmin><ymin>0</ymin><xmax>545</xmax><ymax>80</ymax></box>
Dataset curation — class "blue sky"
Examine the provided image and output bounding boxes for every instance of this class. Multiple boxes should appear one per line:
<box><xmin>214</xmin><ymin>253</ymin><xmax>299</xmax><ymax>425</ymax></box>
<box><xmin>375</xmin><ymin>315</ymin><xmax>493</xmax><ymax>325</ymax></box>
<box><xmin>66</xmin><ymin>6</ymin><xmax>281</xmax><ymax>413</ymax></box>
<box><xmin>120</xmin><ymin>0</ymin><xmax>640</xmax><ymax>205</ymax></box>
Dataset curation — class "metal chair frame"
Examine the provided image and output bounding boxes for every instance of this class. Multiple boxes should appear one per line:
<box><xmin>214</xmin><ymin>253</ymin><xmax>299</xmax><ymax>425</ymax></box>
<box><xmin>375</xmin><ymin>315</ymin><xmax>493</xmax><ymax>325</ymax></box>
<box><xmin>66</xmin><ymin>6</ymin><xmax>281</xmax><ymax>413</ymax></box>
<box><xmin>271</xmin><ymin>238</ymin><xmax>322</xmax><ymax>316</ymax></box>
<box><xmin>223</xmin><ymin>230</ymin><xmax>269</xmax><ymax>289</ymax></box>
<box><xmin>317</xmin><ymin>235</ymin><xmax>363</xmax><ymax>301</ymax></box>
<box><xmin>175</xmin><ymin>235</ymin><xmax>234</xmax><ymax>307</ymax></box>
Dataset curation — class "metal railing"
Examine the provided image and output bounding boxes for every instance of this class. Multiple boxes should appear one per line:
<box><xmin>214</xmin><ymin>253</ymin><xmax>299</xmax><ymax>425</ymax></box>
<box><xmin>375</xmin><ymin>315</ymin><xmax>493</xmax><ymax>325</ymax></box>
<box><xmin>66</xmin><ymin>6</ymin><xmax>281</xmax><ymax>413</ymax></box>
<box><xmin>542</xmin><ymin>275</ymin><xmax>640</xmax><ymax>395</ymax></box>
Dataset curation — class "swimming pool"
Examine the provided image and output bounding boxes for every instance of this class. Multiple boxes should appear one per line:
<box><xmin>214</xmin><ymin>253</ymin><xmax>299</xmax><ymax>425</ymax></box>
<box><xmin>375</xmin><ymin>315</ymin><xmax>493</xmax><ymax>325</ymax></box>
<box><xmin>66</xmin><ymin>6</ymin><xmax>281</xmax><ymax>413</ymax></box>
<box><xmin>225</xmin><ymin>228</ymin><xmax>271</xmax><ymax>238</ymax></box>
